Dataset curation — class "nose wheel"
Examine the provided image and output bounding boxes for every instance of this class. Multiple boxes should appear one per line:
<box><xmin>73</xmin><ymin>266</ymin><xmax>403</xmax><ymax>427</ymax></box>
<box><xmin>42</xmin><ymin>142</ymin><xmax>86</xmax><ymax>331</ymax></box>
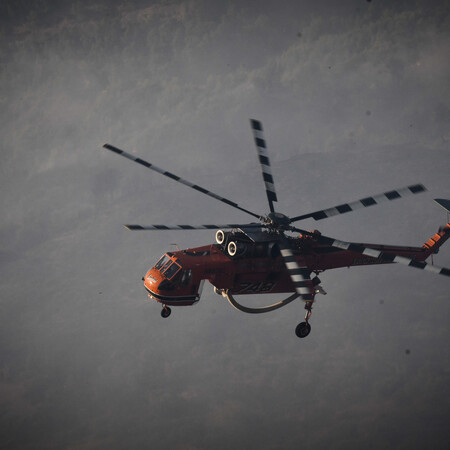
<box><xmin>295</xmin><ymin>302</ymin><xmax>312</xmax><ymax>338</ymax></box>
<box><xmin>161</xmin><ymin>305</ymin><xmax>172</xmax><ymax>318</ymax></box>
<box><xmin>295</xmin><ymin>321</ymin><xmax>311</xmax><ymax>338</ymax></box>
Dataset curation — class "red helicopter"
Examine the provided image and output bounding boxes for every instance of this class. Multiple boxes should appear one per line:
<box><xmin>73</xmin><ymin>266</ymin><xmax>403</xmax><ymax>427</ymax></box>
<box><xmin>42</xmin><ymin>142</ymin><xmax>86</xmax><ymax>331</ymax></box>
<box><xmin>103</xmin><ymin>119</ymin><xmax>450</xmax><ymax>338</ymax></box>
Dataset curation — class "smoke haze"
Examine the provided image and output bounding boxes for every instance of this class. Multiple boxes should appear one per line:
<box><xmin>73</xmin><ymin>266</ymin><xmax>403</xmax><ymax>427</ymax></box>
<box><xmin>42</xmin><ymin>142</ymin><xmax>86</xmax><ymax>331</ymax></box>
<box><xmin>1</xmin><ymin>1</ymin><xmax>449</xmax><ymax>448</ymax></box>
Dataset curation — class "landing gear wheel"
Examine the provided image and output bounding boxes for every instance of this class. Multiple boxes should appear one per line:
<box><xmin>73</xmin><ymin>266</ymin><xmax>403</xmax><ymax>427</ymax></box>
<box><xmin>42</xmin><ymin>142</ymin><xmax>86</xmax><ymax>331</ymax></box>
<box><xmin>161</xmin><ymin>306</ymin><xmax>171</xmax><ymax>318</ymax></box>
<box><xmin>295</xmin><ymin>322</ymin><xmax>311</xmax><ymax>338</ymax></box>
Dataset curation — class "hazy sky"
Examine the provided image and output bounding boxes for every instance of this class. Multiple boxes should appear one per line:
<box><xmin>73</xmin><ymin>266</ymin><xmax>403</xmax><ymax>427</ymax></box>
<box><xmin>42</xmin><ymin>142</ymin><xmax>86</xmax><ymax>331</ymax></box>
<box><xmin>1</xmin><ymin>1</ymin><xmax>450</xmax><ymax>449</ymax></box>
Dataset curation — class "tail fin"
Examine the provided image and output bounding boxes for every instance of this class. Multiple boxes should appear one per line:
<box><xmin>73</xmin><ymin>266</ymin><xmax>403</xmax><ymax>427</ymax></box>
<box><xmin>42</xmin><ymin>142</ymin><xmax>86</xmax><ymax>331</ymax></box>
<box><xmin>422</xmin><ymin>198</ymin><xmax>450</xmax><ymax>257</ymax></box>
<box><xmin>423</xmin><ymin>223</ymin><xmax>450</xmax><ymax>254</ymax></box>
<box><xmin>422</xmin><ymin>198</ymin><xmax>450</xmax><ymax>255</ymax></box>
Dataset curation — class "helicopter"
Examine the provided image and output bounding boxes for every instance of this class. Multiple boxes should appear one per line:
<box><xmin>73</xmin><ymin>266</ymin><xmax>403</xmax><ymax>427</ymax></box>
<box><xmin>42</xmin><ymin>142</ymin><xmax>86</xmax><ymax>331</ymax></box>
<box><xmin>103</xmin><ymin>119</ymin><xmax>450</xmax><ymax>338</ymax></box>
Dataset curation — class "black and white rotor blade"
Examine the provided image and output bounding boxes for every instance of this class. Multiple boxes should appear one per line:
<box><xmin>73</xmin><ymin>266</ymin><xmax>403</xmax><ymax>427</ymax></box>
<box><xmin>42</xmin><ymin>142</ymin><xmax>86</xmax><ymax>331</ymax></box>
<box><xmin>278</xmin><ymin>239</ymin><xmax>315</xmax><ymax>301</ymax></box>
<box><xmin>103</xmin><ymin>144</ymin><xmax>262</xmax><ymax>220</ymax></box>
<box><xmin>124</xmin><ymin>223</ymin><xmax>262</xmax><ymax>231</ymax></box>
<box><xmin>250</xmin><ymin>119</ymin><xmax>278</xmax><ymax>213</ymax></box>
<box><xmin>290</xmin><ymin>184</ymin><xmax>426</xmax><ymax>223</ymax></box>
<box><xmin>292</xmin><ymin>227</ymin><xmax>450</xmax><ymax>278</ymax></box>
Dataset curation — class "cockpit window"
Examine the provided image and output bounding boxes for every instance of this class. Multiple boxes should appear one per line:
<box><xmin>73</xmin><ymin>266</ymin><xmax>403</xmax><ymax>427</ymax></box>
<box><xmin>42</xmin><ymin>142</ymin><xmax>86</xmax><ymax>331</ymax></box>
<box><xmin>162</xmin><ymin>261</ymin><xmax>182</xmax><ymax>280</ymax></box>
<box><xmin>155</xmin><ymin>255</ymin><xmax>169</xmax><ymax>270</ymax></box>
<box><xmin>160</xmin><ymin>260</ymin><xmax>172</xmax><ymax>273</ymax></box>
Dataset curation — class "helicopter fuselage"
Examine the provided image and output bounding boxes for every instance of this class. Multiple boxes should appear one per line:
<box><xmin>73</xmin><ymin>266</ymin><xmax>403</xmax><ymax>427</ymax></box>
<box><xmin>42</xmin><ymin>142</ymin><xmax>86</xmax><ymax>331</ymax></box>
<box><xmin>143</xmin><ymin>224</ymin><xmax>450</xmax><ymax>307</ymax></box>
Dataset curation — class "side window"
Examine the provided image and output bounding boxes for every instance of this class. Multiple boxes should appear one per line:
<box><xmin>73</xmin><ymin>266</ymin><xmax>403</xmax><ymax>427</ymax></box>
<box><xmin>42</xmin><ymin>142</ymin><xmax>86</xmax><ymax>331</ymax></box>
<box><xmin>181</xmin><ymin>269</ymin><xmax>192</xmax><ymax>286</ymax></box>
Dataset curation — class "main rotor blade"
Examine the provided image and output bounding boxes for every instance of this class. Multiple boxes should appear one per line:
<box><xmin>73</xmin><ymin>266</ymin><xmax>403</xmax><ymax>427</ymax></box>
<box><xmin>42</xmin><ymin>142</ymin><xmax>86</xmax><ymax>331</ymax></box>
<box><xmin>103</xmin><ymin>144</ymin><xmax>262</xmax><ymax>220</ymax></box>
<box><xmin>290</xmin><ymin>184</ymin><xmax>426</xmax><ymax>223</ymax></box>
<box><xmin>292</xmin><ymin>226</ymin><xmax>450</xmax><ymax>278</ymax></box>
<box><xmin>124</xmin><ymin>223</ymin><xmax>262</xmax><ymax>230</ymax></box>
<box><xmin>278</xmin><ymin>238</ymin><xmax>315</xmax><ymax>301</ymax></box>
<box><xmin>250</xmin><ymin>119</ymin><xmax>278</xmax><ymax>213</ymax></box>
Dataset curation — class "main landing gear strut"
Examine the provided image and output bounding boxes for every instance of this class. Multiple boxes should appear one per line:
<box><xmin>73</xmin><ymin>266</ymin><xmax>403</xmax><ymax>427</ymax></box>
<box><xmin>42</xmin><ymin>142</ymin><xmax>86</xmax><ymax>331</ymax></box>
<box><xmin>295</xmin><ymin>302</ymin><xmax>312</xmax><ymax>338</ymax></box>
<box><xmin>219</xmin><ymin>289</ymin><xmax>314</xmax><ymax>339</ymax></box>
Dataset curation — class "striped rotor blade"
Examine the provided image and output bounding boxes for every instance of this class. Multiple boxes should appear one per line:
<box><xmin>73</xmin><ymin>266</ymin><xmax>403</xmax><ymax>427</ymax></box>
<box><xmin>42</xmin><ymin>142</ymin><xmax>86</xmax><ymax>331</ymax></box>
<box><xmin>250</xmin><ymin>119</ymin><xmax>278</xmax><ymax>213</ymax></box>
<box><xmin>290</xmin><ymin>184</ymin><xmax>427</xmax><ymax>223</ymax></box>
<box><xmin>124</xmin><ymin>223</ymin><xmax>262</xmax><ymax>230</ymax></box>
<box><xmin>103</xmin><ymin>144</ymin><xmax>261</xmax><ymax>220</ymax></box>
<box><xmin>278</xmin><ymin>239</ymin><xmax>315</xmax><ymax>301</ymax></box>
<box><xmin>293</xmin><ymin>228</ymin><xmax>450</xmax><ymax>278</ymax></box>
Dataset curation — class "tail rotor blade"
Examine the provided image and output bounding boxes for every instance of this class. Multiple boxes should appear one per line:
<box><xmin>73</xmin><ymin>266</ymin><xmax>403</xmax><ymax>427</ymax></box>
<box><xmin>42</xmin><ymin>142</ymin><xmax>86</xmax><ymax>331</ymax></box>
<box><xmin>250</xmin><ymin>119</ymin><xmax>278</xmax><ymax>213</ymax></box>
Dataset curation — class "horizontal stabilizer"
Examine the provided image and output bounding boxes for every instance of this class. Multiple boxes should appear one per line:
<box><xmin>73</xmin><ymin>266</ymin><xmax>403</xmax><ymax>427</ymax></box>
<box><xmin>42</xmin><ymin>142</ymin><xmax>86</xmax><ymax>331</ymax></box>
<box><xmin>434</xmin><ymin>198</ymin><xmax>450</xmax><ymax>213</ymax></box>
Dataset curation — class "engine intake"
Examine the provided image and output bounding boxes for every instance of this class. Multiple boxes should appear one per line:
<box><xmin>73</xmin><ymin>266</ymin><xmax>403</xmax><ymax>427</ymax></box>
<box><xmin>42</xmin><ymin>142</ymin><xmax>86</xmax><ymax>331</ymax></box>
<box><xmin>216</xmin><ymin>229</ymin><xmax>226</xmax><ymax>244</ymax></box>
<box><xmin>227</xmin><ymin>241</ymin><xmax>247</xmax><ymax>257</ymax></box>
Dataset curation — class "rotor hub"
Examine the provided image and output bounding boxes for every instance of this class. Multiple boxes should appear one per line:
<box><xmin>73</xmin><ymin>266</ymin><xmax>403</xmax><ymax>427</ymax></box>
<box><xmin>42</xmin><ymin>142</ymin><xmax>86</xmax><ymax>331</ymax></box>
<box><xmin>266</xmin><ymin>212</ymin><xmax>291</xmax><ymax>229</ymax></box>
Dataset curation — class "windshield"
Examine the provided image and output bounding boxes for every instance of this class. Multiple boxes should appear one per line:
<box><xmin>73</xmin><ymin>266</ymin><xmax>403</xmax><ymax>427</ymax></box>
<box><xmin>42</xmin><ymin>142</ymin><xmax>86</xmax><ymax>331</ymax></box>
<box><xmin>154</xmin><ymin>255</ymin><xmax>169</xmax><ymax>270</ymax></box>
<box><xmin>162</xmin><ymin>261</ymin><xmax>182</xmax><ymax>280</ymax></box>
